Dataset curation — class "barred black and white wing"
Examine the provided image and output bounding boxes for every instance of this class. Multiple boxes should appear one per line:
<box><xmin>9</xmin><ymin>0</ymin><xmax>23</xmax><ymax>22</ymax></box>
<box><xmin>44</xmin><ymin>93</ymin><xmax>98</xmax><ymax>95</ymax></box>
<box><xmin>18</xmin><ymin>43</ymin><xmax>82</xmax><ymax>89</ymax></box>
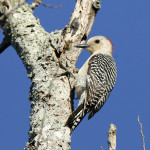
<box><xmin>65</xmin><ymin>54</ymin><xmax>117</xmax><ymax>130</ymax></box>
<box><xmin>84</xmin><ymin>54</ymin><xmax>117</xmax><ymax>119</ymax></box>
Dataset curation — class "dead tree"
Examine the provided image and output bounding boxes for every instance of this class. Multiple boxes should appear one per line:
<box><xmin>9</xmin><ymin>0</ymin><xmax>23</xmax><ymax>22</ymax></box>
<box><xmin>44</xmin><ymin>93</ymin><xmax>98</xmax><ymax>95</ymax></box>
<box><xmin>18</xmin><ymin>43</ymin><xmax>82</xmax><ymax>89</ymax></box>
<box><xmin>0</xmin><ymin>0</ymin><xmax>101</xmax><ymax>149</ymax></box>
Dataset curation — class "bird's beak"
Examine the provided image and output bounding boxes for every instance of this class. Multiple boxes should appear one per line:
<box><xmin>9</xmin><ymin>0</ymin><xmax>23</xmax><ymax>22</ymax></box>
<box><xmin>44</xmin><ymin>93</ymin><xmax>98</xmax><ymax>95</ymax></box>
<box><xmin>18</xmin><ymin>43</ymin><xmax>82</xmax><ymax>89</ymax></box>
<box><xmin>74</xmin><ymin>44</ymin><xmax>91</xmax><ymax>48</ymax></box>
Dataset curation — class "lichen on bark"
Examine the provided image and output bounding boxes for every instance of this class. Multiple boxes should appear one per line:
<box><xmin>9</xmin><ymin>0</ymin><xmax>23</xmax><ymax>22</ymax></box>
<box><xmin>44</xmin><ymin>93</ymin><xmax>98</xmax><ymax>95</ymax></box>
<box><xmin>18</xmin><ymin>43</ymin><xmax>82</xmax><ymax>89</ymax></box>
<box><xmin>0</xmin><ymin>0</ymin><xmax>101</xmax><ymax>149</ymax></box>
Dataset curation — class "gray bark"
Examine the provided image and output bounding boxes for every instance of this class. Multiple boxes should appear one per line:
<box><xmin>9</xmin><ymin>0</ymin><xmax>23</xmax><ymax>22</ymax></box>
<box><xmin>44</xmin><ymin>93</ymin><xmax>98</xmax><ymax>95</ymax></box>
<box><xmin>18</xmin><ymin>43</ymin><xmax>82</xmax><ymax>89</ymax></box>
<box><xmin>0</xmin><ymin>0</ymin><xmax>101</xmax><ymax>149</ymax></box>
<box><xmin>108</xmin><ymin>124</ymin><xmax>117</xmax><ymax>150</ymax></box>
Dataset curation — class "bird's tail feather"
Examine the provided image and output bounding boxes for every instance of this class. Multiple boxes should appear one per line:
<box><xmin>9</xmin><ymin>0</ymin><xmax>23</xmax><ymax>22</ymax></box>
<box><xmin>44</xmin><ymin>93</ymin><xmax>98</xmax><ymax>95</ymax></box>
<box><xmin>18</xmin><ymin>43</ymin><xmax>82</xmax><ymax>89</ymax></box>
<box><xmin>65</xmin><ymin>104</ymin><xmax>86</xmax><ymax>130</ymax></box>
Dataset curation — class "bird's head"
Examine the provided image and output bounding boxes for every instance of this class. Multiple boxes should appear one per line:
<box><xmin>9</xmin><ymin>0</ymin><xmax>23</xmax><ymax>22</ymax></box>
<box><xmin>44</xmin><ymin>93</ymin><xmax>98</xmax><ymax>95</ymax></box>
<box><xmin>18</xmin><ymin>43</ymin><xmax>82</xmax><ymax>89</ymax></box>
<box><xmin>75</xmin><ymin>36</ymin><xmax>113</xmax><ymax>56</ymax></box>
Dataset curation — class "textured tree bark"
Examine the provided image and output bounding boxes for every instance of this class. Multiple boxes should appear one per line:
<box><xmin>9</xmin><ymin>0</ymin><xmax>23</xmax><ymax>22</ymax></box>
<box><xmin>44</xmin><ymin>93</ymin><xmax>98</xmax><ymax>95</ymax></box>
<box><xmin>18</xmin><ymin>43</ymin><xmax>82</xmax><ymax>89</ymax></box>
<box><xmin>108</xmin><ymin>124</ymin><xmax>117</xmax><ymax>150</ymax></box>
<box><xmin>0</xmin><ymin>0</ymin><xmax>101</xmax><ymax>149</ymax></box>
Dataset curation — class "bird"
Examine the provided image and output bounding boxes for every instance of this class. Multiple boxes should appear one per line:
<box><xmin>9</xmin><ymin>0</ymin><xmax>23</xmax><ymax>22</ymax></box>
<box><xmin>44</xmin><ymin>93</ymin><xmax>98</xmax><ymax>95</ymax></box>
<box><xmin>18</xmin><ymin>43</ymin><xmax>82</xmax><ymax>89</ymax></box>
<box><xmin>65</xmin><ymin>36</ymin><xmax>117</xmax><ymax>130</ymax></box>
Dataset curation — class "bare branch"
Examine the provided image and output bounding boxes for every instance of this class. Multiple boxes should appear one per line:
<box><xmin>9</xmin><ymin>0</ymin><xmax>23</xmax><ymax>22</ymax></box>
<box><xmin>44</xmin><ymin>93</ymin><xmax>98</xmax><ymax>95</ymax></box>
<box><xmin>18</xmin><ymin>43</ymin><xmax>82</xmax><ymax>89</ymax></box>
<box><xmin>108</xmin><ymin>124</ymin><xmax>117</xmax><ymax>150</ymax></box>
<box><xmin>61</xmin><ymin>0</ymin><xmax>101</xmax><ymax>70</ymax></box>
<box><xmin>30</xmin><ymin>0</ymin><xmax>63</xmax><ymax>9</ymax></box>
<box><xmin>40</xmin><ymin>1</ymin><xmax>63</xmax><ymax>9</ymax></box>
<box><xmin>0</xmin><ymin>35</ymin><xmax>11</xmax><ymax>53</ymax></box>
<box><xmin>137</xmin><ymin>116</ymin><xmax>146</xmax><ymax>150</ymax></box>
<box><xmin>30</xmin><ymin>0</ymin><xmax>41</xmax><ymax>9</ymax></box>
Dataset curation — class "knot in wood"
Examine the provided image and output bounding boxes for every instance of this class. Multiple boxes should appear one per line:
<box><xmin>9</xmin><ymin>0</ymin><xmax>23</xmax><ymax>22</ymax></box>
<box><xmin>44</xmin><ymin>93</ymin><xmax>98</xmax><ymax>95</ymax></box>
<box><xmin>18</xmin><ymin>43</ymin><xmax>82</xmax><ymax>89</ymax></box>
<box><xmin>70</xmin><ymin>17</ymin><xmax>79</xmax><ymax>35</ymax></box>
<box><xmin>92</xmin><ymin>0</ymin><xmax>101</xmax><ymax>11</ymax></box>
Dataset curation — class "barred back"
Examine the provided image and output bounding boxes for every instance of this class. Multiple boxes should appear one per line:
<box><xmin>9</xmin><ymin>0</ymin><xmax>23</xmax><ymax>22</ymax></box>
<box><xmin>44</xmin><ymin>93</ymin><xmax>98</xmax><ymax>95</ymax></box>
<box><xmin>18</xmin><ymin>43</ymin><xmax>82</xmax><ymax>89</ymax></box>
<box><xmin>85</xmin><ymin>54</ymin><xmax>117</xmax><ymax>119</ymax></box>
<box><xmin>66</xmin><ymin>53</ymin><xmax>117</xmax><ymax>130</ymax></box>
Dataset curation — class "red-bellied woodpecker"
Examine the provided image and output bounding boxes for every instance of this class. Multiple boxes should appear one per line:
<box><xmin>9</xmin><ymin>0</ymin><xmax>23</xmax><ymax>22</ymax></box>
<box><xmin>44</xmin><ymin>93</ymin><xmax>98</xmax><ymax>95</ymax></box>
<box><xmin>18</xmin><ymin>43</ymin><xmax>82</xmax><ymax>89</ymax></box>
<box><xmin>65</xmin><ymin>36</ymin><xmax>117</xmax><ymax>130</ymax></box>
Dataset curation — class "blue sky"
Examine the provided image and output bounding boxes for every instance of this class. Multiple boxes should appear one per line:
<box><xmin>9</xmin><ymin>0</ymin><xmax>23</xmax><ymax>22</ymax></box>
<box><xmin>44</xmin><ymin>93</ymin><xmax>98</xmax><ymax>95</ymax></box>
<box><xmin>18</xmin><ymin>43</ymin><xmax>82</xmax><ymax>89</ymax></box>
<box><xmin>0</xmin><ymin>0</ymin><xmax>150</xmax><ymax>149</ymax></box>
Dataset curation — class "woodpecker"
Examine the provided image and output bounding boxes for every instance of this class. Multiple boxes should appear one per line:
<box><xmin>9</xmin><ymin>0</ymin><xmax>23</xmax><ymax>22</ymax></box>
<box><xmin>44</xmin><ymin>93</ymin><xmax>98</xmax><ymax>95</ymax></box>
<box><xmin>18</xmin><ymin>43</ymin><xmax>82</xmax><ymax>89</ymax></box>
<box><xmin>66</xmin><ymin>36</ymin><xmax>117</xmax><ymax>130</ymax></box>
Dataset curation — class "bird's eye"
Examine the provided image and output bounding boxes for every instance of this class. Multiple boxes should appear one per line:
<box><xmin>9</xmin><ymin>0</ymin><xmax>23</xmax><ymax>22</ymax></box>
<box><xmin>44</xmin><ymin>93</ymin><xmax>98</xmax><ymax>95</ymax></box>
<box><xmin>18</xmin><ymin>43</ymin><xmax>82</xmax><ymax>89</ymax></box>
<box><xmin>95</xmin><ymin>39</ymin><xmax>100</xmax><ymax>43</ymax></box>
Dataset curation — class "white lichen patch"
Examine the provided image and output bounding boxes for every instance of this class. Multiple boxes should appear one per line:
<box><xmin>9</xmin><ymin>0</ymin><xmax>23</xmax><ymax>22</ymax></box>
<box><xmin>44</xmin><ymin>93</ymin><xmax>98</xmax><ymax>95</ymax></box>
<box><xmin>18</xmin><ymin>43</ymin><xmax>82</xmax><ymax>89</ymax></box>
<box><xmin>38</xmin><ymin>108</ymin><xmax>45</xmax><ymax>120</ymax></box>
<box><xmin>55</xmin><ymin>131</ymin><xmax>63</xmax><ymax>139</ymax></box>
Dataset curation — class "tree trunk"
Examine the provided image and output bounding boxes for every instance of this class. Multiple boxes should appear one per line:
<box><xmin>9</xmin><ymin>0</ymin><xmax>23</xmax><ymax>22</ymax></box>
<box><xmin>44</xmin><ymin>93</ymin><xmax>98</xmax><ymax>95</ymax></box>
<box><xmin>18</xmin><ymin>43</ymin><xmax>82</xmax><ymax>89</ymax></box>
<box><xmin>0</xmin><ymin>0</ymin><xmax>101</xmax><ymax>149</ymax></box>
